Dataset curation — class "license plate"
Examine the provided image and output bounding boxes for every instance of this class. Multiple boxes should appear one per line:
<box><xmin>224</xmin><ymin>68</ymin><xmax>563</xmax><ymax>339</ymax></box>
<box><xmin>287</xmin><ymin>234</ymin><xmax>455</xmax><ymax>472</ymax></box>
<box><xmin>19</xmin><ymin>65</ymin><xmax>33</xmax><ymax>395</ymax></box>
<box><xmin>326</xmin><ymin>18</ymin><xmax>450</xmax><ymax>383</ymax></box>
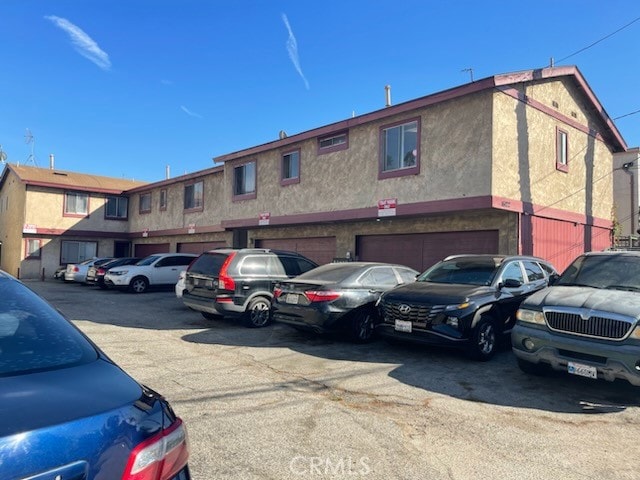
<box><xmin>567</xmin><ymin>362</ymin><xmax>597</xmax><ymax>379</ymax></box>
<box><xmin>395</xmin><ymin>319</ymin><xmax>412</xmax><ymax>333</ymax></box>
<box><xmin>285</xmin><ymin>293</ymin><xmax>299</xmax><ymax>305</ymax></box>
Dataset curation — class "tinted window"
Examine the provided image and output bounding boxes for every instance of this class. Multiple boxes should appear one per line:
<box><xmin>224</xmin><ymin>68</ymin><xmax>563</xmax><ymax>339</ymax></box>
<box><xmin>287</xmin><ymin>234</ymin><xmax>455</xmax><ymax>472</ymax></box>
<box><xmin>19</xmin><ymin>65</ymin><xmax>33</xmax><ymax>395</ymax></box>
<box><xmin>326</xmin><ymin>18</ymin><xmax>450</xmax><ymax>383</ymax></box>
<box><xmin>523</xmin><ymin>261</ymin><xmax>545</xmax><ymax>281</ymax></box>
<box><xmin>296</xmin><ymin>263</ymin><xmax>362</xmax><ymax>283</ymax></box>
<box><xmin>238</xmin><ymin>255</ymin><xmax>273</xmax><ymax>276</ymax></box>
<box><xmin>558</xmin><ymin>254</ymin><xmax>640</xmax><ymax>290</ymax></box>
<box><xmin>0</xmin><ymin>277</ymin><xmax>97</xmax><ymax>376</ymax></box>
<box><xmin>137</xmin><ymin>255</ymin><xmax>161</xmax><ymax>266</ymax></box>
<box><xmin>420</xmin><ymin>257</ymin><xmax>500</xmax><ymax>286</ymax></box>
<box><xmin>501</xmin><ymin>262</ymin><xmax>524</xmax><ymax>284</ymax></box>
<box><xmin>188</xmin><ymin>252</ymin><xmax>228</xmax><ymax>275</ymax></box>
<box><xmin>279</xmin><ymin>256</ymin><xmax>317</xmax><ymax>276</ymax></box>
<box><xmin>539</xmin><ymin>262</ymin><xmax>556</xmax><ymax>277</ymax></box>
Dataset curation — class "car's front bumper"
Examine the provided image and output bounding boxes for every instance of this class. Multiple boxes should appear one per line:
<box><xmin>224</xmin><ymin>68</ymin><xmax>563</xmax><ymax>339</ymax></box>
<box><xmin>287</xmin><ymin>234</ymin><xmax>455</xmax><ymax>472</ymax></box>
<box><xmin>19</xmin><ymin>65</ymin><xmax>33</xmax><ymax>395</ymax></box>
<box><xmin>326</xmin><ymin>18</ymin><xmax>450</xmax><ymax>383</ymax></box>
<box><xmin>104</xmin><ymin>275</ymin><xmax>131</xmax><ymax>288</ymax></box>
<box><xmin>512</xmin><ymin>323</ymin><xmax>640</xmax><ymax>386</ymax></box>
<box><xmin>376</xmin><ymin>322</ymin><xmax>468</xmax><ymax>347</ymax></box>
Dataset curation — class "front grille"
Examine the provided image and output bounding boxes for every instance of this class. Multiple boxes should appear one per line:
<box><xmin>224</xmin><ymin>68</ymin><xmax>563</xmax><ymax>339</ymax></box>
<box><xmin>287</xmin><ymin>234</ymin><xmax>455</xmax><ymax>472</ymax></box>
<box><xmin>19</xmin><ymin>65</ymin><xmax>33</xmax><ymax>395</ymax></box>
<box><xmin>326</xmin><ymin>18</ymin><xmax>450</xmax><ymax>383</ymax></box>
<box><xmin>380</xmin><ymin>300</ymin><xmax>445</xmax><ymax>326</ymax></box>
<box><xmin>545</xmin><ymin>310</ymin><xmax>634</xmax><ymax>340</ymax></box>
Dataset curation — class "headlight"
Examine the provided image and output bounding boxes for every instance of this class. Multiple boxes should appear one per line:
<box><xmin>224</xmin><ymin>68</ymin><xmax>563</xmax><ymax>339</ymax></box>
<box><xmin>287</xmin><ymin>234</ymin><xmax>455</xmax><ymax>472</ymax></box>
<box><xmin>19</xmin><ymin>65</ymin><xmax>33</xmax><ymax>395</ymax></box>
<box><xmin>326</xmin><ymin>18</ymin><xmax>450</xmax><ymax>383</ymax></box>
<box><xmin>444</xmin><ymin>302</ymin><xmax>472</xmax><ymax>311</ymax></box>
<box><xmin>110</xmin><ymin>270</ymin><xmax>128</xmax><ymax>276</ymax></box>
<box><xmin>631</xmin><ymin>326</ymin><xmax>640</xmax><ymax>340</ymax></box>
<box><xmin>516</xmin><ymin>308</ymin><xmax>545</xmax><ymax>325</ymax></box>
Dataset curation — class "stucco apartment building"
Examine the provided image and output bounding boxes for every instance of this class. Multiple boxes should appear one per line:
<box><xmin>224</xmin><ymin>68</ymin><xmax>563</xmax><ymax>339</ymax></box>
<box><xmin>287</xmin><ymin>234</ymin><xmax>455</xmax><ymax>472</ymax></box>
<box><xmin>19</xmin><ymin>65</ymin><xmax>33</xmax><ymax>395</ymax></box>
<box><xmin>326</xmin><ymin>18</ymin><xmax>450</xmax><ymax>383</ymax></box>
<box><xmin>0</xmin><ymin>65</ymin><xmax>628</xmax><ymax>279</ymax></box>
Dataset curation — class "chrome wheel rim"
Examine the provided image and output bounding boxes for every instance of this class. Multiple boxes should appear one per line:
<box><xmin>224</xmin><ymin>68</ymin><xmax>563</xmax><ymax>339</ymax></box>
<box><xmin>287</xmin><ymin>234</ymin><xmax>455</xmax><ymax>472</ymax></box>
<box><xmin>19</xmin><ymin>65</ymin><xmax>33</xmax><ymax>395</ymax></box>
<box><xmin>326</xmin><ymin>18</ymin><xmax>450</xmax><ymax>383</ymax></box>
<box><xmin>478</xmin><ymin>323</ymin><xmax>495</xmax><ymax>354</ymax></box>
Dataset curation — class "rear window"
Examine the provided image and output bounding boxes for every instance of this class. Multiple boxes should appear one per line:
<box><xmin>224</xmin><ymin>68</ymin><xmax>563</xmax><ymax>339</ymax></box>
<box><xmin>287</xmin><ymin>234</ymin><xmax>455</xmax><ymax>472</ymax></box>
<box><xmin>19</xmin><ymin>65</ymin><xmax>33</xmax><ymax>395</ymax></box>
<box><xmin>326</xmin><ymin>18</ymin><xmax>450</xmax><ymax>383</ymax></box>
<box><xmin>296</xmin><ymin>263</ymin><xmax>362</xmax><ymax>282</ymax></box>
<box><xmin>188</xmin><ymin>252</ymin><xmax>229</xmax><ymax>275</ymax></box>
<box><xmin>0</xmin><ymin>277</ymin><xmax>97</xmax><ymax>376</ymax></box>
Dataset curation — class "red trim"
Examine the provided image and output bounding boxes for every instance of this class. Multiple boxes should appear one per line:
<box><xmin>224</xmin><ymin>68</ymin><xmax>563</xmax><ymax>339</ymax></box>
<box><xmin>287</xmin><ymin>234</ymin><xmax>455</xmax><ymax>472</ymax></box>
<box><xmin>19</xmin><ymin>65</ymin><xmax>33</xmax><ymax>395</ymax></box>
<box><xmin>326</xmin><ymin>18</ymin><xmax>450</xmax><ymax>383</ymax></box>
<box><xmin>280</xmin><ymin>148</ymin><xmax>301</xmax><ymax>186</ymax></box>
<box><xmin>23</xmin><ymin>180</ymin><xmax>131</xmax><ymax>195</ymax></box>
<box><xmin>126</xmin><ymin>165</ymin><xmax>223</xmax><ymax>193</ymax></box>
<box><xmin>63</xmin><ymin>191</ymin><xmax>90</xmax><ymax>218</ymax></box>
<box><xmin>24</xmin><ymin>238</ymin><xmax>42</xmax><ymax>259</ymax></box>
<box><xmin>317</xmin><ymin>131</ymin><xmax>349</xmax><ymax>155</ymax></box>
<box><xmin>378</xmin><ymin>117</ymin><xmax>421</xmax><ymax>180</ymax></box>
<box><xmin>232</xmin><ymin>160</ymin><xmax>257</xmax><ymax>202</ymax></box>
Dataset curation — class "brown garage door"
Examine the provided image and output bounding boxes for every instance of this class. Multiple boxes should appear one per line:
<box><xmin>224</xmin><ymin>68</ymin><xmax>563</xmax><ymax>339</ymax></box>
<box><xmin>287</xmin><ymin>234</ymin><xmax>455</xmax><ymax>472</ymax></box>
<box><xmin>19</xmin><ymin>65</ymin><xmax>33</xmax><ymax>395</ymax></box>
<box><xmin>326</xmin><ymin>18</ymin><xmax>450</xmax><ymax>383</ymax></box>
<box><xmin>134</xmin><ymin>243</ymin><xmax>170</xmax><ymax>258</ymax></box>
<box><xmin>255</xmin><ymin>237</ymin><xmax>336</xmax><ymax>265</ymax></box>
<box><xmin>357</xmin><ymin>230</ymin><xmax>499</xmax><ymax>272</ymax></box>
<box><xmin>177</xmin><ymin>241</ymin><xmax>227</xmax><ymax>254</ymax></box>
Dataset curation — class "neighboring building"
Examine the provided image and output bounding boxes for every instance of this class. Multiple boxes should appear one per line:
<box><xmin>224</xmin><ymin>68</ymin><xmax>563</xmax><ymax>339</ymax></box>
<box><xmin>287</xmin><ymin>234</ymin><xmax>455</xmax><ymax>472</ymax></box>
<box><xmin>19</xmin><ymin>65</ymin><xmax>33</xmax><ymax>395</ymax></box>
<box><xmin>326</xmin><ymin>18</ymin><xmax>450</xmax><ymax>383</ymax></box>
<box><xmin>0</xmin><ymin>164</ymin><xmax>145</xmax><ymax>278</ymax></box>
<box><xmin>0</xmin><ymin>65</ymin><xmax>629</xmax><ymax>278</ymax></box>
<box><xmin>613</xmin><ymin>147</ymin><xmax>640</xmax><ymax>247</ymax></box>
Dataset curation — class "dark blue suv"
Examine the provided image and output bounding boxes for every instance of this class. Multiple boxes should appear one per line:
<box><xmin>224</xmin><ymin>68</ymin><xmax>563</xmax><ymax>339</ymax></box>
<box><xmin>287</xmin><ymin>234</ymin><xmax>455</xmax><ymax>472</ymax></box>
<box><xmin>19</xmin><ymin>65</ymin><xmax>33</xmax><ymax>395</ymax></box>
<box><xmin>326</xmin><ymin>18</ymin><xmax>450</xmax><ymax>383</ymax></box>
<box><xmin>0</xmin><ymin>271</ymin><xmax>191</xmax><ymax>479</ymax></box>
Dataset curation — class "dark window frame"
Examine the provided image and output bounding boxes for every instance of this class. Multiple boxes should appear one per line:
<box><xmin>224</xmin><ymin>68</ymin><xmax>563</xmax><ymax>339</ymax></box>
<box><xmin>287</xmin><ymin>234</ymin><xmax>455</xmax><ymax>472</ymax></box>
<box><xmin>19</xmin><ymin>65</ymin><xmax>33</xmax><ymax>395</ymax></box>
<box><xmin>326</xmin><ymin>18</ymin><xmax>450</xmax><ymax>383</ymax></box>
<box><xmin>139</xmin><ymin>192</ymin><xmax>152</xmax><ymax>214</ymax></box>
<box><xmin>232</xmin><ymin>160</ymin><xmax>257</xmax><ymax>201</ymax></box>
<box><xmin>105</xmin><ymin>195</ymin><xmax>129</xmax><ymax>220</ymax></box>
<box><xmin>378</xmin><ymin>117</ymin><xmax>421</xmax><ymax>180</ymax></box>
<box><xmin>184</xmin><ymin>180</ymin><xmax>204</xmax><ymax>212</ymax></box>
<box><xmin>281</xmin><ymin>148</ymin><xmax>301</xmax><ymax>186</ymax></box>
<box><xmin>24</xmin><ymin>238</ymin><xmax>42</xmax><ymax>259</ymax></box>
<box><xmin>317</xmin><ymin>131</ymin><xmax>349</xmax><ymax>155</ymax></box>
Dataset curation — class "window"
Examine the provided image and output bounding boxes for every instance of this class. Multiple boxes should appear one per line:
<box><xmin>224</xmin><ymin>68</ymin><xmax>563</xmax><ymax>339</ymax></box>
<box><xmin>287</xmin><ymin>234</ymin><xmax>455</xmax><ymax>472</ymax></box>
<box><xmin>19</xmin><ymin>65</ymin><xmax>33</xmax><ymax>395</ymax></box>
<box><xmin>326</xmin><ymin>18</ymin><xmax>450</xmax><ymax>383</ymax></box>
<box><xmin>105</xmin><ymin>196</ymin><xmax>128</xmax><ymax>219</ymax></box>
<box><xmin>159</xmin><ymin>189</ymin><xmax>167</xmax><ymax>211</ymax></box>
<box><xmin>523</xmin><ymin>261</ymin><xmax>545</xmax><ymax>282</ymax></box>
<box><xmin>233</xmin><ymin>161</ymin><xmax>256</xmax><ymax>199</ymax></box>
<box><xmin>25</xmin><ymin>238</ymin><xmax>41</xmax><ymax>259</ymax></box>
<box><xmin>64</xmin><ymin>192</ymin><xmax>89</xmax><ymax>216</ymax></box>
<box><xmin>501</xmin><ymin>262</ymin><xmax>525</xmax><ymax>285</ymax></box>
<box><xmin>318</xmin><ymin>132</ymin><xmax>348</xmax><ymax>154</ymax></box>
<box><xmin>61</xmin><ymin>241</ymin><xmax>97</xmax><ymax>264</ymax></box>
<box><xmin>556</xmin><ymin>128</ymin><xmax>568</xmax><ymax>172</ymax></box>
<box><xmin>281</xmin><ymin>149</ymin><xmax>300</xmax><ymax>185</ymax></box>
<box><xmin>359</xmin><ymin>267</ymin><xmax>398</xmax><ymax>288</ymax></box>
<box><xmin>139</xmin><ymin>193</ymin><xmax>151</xmax><ymax>214</ymax></box>
<box><xmin>184</xmin><ymin>181</ymin><xmax>204</xmax><ymax>210</ymax></box>
<box><xmin>380</xmin><ymin>119</ymin><xmax>420</xmax><ymax>179</ymax></box>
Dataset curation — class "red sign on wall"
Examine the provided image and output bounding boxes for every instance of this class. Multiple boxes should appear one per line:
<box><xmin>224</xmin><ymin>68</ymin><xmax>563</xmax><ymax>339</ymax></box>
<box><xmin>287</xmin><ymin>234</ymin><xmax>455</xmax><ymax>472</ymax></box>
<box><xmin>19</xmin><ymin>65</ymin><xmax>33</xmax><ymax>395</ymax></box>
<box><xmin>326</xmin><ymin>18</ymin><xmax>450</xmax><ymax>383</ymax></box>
<box><xmin>259</xmin><ymin>212</ymin><xmax>270</xmax><ymax>226</ymax></box>
<box><xmin>378</xmin><ymin>198</ymin><xmax>397</xmax><ymax>217</ymax></box>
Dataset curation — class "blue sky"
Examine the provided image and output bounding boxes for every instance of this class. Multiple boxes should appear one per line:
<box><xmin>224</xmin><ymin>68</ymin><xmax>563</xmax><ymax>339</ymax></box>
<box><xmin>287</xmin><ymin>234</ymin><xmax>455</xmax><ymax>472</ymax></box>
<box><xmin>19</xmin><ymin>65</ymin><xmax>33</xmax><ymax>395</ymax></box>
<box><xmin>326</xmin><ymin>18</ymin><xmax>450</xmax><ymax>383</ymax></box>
<box><xmin>0</xmin><ymin>1</ymin><xmax>639</xmax><ymax>182</ymax></box>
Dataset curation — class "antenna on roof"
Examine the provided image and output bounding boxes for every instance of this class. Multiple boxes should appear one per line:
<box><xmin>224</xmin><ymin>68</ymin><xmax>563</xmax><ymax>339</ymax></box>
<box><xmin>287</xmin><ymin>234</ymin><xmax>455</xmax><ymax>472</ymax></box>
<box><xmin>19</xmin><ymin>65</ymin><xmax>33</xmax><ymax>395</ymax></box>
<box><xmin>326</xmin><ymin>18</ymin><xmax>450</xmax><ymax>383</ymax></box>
<box><xmin>24</xmin><ymin>128</ymin><xmax>38</xmax><ymax>167</ymax></box>
<box><xmin>461</xmin><ymin>68</ymin><xmax>474</xmax><ymax>82</ymax></box>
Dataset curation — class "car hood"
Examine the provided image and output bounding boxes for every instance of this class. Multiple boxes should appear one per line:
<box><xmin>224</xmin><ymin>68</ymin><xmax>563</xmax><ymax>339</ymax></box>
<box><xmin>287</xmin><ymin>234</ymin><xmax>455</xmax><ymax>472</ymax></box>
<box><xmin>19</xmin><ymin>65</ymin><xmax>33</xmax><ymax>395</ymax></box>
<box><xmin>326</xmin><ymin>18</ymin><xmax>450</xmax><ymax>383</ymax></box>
<box><xmin>382</xmin><ymin>281</ymin><xmax>493</xmax><ymax>304</ymax></box>
<box><xmin>522</xmin><ymin>286</ymin><xmax>640</xmax><ymax>319</ymax></box>
<box><xmin>0</xmin><ymin>358</ymin><xmax>143</xmax><ymax>437</ymax></box>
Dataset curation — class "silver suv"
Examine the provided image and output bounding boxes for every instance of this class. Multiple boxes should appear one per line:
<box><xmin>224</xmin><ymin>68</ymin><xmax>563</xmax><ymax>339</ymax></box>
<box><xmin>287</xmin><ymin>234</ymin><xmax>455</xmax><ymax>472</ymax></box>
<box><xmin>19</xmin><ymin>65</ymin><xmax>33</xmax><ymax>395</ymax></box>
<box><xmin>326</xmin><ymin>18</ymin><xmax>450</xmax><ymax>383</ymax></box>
<box><xmin>513</xmin><ymin>251</ymin><xmax>640</xmax><ymax>386</ymax></box>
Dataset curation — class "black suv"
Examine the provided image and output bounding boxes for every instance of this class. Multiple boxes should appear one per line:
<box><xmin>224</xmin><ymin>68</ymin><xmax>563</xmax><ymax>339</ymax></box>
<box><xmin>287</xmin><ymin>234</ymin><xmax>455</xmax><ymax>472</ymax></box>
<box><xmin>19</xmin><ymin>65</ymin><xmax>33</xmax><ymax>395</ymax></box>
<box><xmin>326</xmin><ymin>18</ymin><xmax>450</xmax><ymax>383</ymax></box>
<box><xmin>376</xmin><ymin>254</ymin><xmax>558</xmax><ymax>360</ymax></box>
<box><xmin>182</xmin><ymin>248</ymin><xmax>318</xmax><ymax>327</ymax></box>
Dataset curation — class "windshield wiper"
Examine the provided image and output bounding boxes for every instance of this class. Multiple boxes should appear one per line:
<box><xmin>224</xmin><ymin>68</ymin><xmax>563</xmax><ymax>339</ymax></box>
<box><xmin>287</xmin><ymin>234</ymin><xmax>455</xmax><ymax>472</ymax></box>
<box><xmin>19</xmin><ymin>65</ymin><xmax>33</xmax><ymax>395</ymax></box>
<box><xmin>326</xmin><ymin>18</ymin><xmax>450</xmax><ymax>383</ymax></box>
<box><xmin>606</xmin><ymin>285</ymin><xmax>640</xmax><ymax>292</ymax></box>
<box><xmin>556</xmin><ymin>282</ymin><xmax>601</xmax><ymax>288</ymax></box>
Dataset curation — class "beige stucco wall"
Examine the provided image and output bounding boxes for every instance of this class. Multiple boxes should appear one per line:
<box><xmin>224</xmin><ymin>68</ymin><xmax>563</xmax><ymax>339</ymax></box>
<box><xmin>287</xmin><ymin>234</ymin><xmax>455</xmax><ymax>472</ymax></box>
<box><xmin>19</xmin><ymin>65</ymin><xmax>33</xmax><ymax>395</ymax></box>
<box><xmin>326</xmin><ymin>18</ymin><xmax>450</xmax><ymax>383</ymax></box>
<box><xmin>128</xmin><ymin>172</ymin><xmax>225</xmax><ymax>232</ymax></box>
<box><xmin>492</xmin><ymin>78</ymin><xmax>614</xmax><ymax>221</ymax></box>
<box><xmin>0</xmin><ymin>169</ymin><xmax>27</xmax><ymax>276</ymax></box>
<box><xmin>223</xmin><ymin>91</ymin><xmax>494</xmax><ymax>221</ymax></box>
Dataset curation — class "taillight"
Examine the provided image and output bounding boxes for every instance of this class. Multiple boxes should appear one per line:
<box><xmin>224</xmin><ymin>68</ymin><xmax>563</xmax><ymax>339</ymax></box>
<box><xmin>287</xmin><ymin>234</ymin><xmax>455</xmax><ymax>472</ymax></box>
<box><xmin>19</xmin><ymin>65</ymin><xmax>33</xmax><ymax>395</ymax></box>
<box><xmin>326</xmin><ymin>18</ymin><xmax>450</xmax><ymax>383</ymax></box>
<box><xmin>122</xmin><ymin>418</ymin><xmax>189</xmax><ymax>480</ymax></box>
<box><xmin>217</xmin><ymin>252</ymin><xmax>237</xmax><ymax>291</ymax></box>
<box><xmin>273</xmin><ymin>287</ymin><xmax>283</xmax><ymax>299</ymax></box>
<box><xmin>305</xmin><ymin>290</ymin><xmax>342</xmax><ymax>302</ymax></box>
<box><xmin>97</xmin><ymin>268</ymin><xmax>105</xmax><ymax>275</ymax></box>
<box><xmin>73</xmin><ymin>266</ymin><xmax>79</xmax><ymax>272</ymax></box>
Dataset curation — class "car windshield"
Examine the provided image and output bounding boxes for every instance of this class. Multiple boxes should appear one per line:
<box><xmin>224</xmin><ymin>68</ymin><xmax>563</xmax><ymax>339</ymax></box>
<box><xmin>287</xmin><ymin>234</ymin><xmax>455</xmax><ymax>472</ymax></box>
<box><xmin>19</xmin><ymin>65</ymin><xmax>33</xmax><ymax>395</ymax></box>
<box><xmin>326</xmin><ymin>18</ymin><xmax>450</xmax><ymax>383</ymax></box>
<box><xmin>418</xmin><ymin>257</ymin><xmax>500</xmax><ymax>285</ymax></box>
<box><xmin>136</xmin><ymin>255</ymin><xmax>161</xmax><ymax>266</ymax></box>
<box><xmin>556</xmin><ymin>254</ymin><xmax>640</xmax><ymax>290</ymax></box>
<box><xmin>0</xmin><ymin>276</ymin><xmax>97</xmax><ymax>376</ymax></box>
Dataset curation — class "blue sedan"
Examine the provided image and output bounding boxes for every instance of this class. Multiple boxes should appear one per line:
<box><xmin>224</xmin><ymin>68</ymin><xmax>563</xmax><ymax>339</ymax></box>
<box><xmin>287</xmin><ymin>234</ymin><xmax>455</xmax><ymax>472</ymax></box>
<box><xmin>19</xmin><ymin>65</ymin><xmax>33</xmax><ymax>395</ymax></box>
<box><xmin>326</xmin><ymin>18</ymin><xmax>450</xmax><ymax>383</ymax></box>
<box><xmin>0</xmin><ymin>271</ymin><xmax>191</xmax><ymax>479</ymax></box>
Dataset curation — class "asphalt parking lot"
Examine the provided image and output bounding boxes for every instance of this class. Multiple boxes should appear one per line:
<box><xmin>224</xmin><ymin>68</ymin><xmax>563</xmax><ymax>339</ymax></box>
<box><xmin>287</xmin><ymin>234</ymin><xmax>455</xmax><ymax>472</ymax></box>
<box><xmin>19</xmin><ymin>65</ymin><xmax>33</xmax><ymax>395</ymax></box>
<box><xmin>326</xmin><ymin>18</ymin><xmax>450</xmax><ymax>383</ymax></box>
<box><xmin>28</xmin><ymin>279</ymin><xmax>640</xmax><ymax>480</ymax></box>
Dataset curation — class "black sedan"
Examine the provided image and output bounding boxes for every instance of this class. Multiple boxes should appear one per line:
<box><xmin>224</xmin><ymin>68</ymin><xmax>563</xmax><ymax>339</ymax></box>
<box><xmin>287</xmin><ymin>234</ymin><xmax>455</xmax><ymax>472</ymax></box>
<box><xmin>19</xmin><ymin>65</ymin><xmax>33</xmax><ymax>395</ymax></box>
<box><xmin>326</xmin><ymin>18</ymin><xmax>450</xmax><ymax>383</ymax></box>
<box><xmin>272</xmin><ymin>262</ymin><xmax>418</xmax><ymax>342</ymax></box>
<box><xmin>0</xmin><ymin>270</ymin><xmax>191</xmax><ymax>479</ymax></box>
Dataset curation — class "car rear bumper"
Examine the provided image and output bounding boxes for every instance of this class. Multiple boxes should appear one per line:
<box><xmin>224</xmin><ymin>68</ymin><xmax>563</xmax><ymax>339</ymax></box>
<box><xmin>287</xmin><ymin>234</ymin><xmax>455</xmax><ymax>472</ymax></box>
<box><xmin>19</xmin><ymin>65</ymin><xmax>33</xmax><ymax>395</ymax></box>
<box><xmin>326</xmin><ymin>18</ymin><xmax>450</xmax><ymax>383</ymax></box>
<box><xmin>182</xmin><ymin>292</ymin><xmax>244</xmax><ymax>317</ymax></box>
<box><xmin>512</xmin><ymin>323</ymin><xmax>640</xmax><ymax>386</ymax></box>
<box><xmin>272</xmin><ymin>308</ymin><xmax>345</xmax><ymax>333</ymax></box>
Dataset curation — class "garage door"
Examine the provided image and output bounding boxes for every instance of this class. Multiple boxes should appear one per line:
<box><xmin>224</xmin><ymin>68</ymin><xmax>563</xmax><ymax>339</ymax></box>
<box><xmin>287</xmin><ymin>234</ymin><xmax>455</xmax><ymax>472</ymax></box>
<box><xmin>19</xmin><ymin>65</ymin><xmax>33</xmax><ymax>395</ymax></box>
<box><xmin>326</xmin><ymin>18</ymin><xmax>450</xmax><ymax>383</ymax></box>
<box><xmin>357</xmin><ymin>230</ymin><xmax>499</xmax><ymax>272</ymax></box>
<box><xmin>177</xmin><ymin>241</ymin><xmax>227</xmax><ymax>254</ymax></box>
<box><xmin>255</xmin><ymin>237</ymin><xmax>336</xmax><ymax>265</ymax></box>
<box><xmin>134</xmin><ymin>243</ymin><xmax>170</xmax><ymax>258</ymax></box>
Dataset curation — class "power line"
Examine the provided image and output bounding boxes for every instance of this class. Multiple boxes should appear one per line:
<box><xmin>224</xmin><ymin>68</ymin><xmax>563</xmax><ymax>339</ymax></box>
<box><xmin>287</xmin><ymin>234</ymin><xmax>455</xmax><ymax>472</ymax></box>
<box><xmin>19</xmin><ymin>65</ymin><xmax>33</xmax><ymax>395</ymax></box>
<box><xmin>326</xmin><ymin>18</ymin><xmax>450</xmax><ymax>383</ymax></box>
<box><xmin>614</xmin><ymin>108</ymin><xmax>640</xmax><ymax>121</ymax></box>
<box><xmin>557</xmin><ymin>16</ymin><xmax>640</xmax><ymax>63</ymax></box>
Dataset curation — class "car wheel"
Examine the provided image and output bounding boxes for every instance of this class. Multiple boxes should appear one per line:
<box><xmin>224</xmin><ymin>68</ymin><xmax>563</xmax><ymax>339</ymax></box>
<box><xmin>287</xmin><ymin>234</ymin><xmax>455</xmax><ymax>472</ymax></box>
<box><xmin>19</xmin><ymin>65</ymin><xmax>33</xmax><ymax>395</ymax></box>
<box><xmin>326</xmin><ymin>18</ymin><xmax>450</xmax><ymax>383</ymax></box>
<box><xmin>243</xmin><ymin>297</ymin><xmax>271</xmax><ymax>328</ymax></box>
<box><xmin>350</xmin><ymin>307</ymin><xmax>376</xmax><ymax>343</ymax></box>
<box><xmin>201</xmin><ymin>312</ymin><xmax>222</xmax><ymax>321</ymax></box>
<box><xmin>129</xmin><ymin>276</ymin><xmax>149</xmax><ymax>294</ymax></box>
<box><xmin>517</xmin><ymin>358</ymin><xmax>549</xmax><ymax>376</ymax></box>
<box><xmin>469</xmin><ymin>316</ymin><xmax>498</xmax><ymax>361</ymax></box>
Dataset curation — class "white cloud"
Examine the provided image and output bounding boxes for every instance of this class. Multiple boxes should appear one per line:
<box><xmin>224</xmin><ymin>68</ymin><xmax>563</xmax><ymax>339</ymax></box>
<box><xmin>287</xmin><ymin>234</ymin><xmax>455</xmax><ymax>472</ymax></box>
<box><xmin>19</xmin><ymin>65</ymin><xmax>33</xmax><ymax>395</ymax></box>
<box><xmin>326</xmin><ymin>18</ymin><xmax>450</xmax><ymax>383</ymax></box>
<box><xmin>45</xmin><ymin>15</ymin><xmax>111</xmax><ymax>71</ymax></box>
<box><xmin>281</xmin><ymin>13</ymin><xmax>309</xmax><ymax>90</ymax></box>
<box><xmin>180</xmin><ymin>105</ymin><xmax>203</xmax><ymax>119</ymax></box>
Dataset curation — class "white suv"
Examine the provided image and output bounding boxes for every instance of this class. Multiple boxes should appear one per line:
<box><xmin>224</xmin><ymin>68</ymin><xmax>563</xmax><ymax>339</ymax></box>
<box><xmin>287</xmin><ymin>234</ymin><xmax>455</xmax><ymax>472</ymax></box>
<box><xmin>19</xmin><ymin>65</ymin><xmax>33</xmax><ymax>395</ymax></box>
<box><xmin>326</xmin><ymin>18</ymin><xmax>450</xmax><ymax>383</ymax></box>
<box><xmin>104</xmin><ymin>253</ymin><xmax>196</xmax><ymax>293</ymax></box>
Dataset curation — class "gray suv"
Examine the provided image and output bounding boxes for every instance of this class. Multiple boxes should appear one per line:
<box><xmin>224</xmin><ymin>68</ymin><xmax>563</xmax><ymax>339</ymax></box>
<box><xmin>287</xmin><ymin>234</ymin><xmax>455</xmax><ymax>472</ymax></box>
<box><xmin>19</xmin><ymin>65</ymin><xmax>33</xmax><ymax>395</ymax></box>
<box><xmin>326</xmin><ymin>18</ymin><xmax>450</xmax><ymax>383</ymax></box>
<box><xmin>182</xmin><ymin>248</ymin><xmax>318</xmax><ymax>327</ymax></box>
<box><xmin>513</xmin><ymin>251</ymin><xmax>640</xmax><ymax>386</ymax></box>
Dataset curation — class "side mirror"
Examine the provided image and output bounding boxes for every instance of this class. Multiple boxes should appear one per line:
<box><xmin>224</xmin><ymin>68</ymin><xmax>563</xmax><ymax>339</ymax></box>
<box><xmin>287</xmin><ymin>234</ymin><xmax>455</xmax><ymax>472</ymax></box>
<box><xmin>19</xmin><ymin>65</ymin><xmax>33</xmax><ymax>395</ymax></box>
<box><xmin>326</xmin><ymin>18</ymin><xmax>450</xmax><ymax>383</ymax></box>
<box><xmin>502</xmin><ymin>278</ymin><xmax>522</xmax><ymax>289</ymax></box>
<box><xmin>548</xmin><ymin>274</ymin><xmax>559</xmax><ymax>286</ymax></box>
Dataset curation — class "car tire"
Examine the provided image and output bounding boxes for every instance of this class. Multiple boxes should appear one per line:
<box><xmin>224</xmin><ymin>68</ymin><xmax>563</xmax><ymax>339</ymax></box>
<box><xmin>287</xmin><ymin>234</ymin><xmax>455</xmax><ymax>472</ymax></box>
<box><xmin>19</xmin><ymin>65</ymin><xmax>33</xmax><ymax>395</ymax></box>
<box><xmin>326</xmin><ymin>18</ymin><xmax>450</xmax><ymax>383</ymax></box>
<box><xmin>243</xmin><ymin>297</ymin><xmax>271</xmax><ymax>328</ymax></box>
<box><xmin>129</xmin><ymin>276</ymin><xmax>149</xmax><ymax>294</ymax></box>
<box><xmin>201</xmin><ymin>312</ymin><xmax>222</xmax><ymax>321</ymax></box>
<box><xmin>517</xmin><ymin>358</ymin><xmax>549</xmax><ymax>376</ymax></box>
<box><xmin>350</xmin><ymin>307</ymin><xmax>376</xmax><ymax>343</ymax></box>
<box><xmin>469</xmin><ymin>316</ymin><xmax>498</xmax><ymax>361</ymax></box>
